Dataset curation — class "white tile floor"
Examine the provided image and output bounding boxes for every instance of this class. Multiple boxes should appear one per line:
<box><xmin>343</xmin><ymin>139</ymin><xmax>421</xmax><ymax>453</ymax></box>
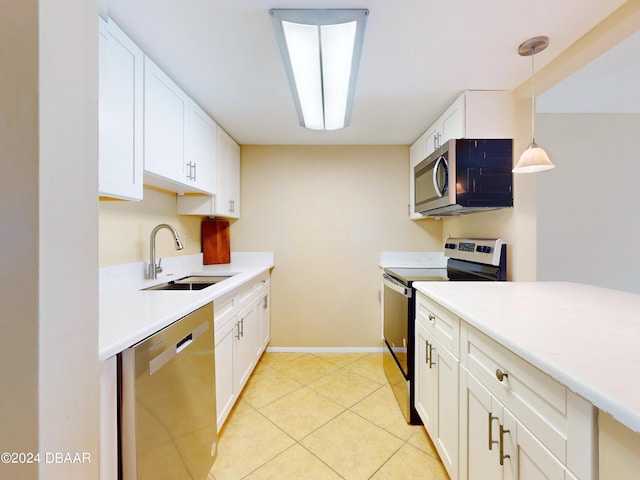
<box><xmin>209</xmin><ymin>352</ymin><xmax>449</xmax><ymax>480</ymax></box>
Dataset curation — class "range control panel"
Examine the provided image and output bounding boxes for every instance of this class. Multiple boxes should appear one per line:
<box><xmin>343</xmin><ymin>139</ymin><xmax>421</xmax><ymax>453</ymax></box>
<box><xmin>444</xmin><ymin>238</ymin><xmax>506</xmax><ymax>266</ymax></box>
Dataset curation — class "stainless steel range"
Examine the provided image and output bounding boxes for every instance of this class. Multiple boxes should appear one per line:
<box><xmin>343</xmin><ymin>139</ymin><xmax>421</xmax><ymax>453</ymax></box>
<box><xmin>382</xmin><ymin>238</ymin><xmax>507</xmax><ymax>424</ymax></box>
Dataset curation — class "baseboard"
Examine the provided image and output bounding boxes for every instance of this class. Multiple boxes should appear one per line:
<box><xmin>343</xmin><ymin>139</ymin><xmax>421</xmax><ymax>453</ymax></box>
<box><xmin>265</xmin><ymin>346</ymin><xmax>384</xmax><ymax>353</ymax></box>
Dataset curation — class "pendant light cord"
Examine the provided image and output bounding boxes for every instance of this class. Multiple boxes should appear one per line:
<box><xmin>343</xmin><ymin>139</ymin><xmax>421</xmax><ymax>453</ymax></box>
<box><xmin>530</xmin><ymin>47</ymin><xmax>536</xmax><ymax>144</ymax></box>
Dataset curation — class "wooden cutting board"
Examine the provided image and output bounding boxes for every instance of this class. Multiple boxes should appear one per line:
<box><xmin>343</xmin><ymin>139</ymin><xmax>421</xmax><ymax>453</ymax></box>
<box><xmin>202</xmin><ymin>220</ymin><xmax>230</xmax><ymax>264</ymax></box>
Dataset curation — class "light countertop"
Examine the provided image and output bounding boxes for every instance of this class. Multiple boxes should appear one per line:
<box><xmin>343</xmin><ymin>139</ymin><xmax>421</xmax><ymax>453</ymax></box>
<box><xmin>99</xmin><ymin>252</ymin><xmax>274</xmax><ymax>361</ymax></box>
<box><xmin>412</xmin><ymin>281</ymin><xmax>640</xmax><ymax>433</ymax></box>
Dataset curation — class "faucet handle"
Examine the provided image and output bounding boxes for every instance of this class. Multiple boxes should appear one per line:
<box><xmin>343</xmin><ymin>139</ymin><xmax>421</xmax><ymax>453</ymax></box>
<box><xmin>156</xmin><ymin>258</ymin><xmax>163</xmax><ymax>275</ymax></box>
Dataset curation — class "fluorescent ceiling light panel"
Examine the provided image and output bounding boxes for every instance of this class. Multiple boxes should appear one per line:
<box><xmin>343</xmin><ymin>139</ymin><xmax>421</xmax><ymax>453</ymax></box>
<box><xmin>270</xmin><ymin>9</ymin><xmax>369</xmax><ymax>130</ymax></box>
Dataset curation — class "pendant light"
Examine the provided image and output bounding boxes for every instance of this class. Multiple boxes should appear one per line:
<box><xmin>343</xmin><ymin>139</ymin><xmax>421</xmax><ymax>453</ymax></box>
<box><xmin>513</xmin><ymin>36</ymin><xmax>555</xmax><ymax>173</ymax></box>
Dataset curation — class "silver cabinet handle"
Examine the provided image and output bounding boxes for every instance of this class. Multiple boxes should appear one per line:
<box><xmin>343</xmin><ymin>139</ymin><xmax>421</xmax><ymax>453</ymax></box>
<box><xmin>186</xmin><ymin>162</ymin><xmax>197</xmax><ymax>181</ymax></box>
<box><xmin>499</xmin><ymin>424</ymin><xmax>511</xmax><ymax>465</ymax></box>
<box><xmin>488</xmin><ymin>413</ymin><xmax>499</xmax><ymax>450</ymax></box>
<box><xmin>235</xmin><ymin>321</ymin><xmax>241</xmax><ymax>340</ymax></box>
<box><xmin>428</xmin><ymin>313</ymin><xmax>436</xmax><ymax>322</ymax></box>
<box><xmin>429</xmin><ymin>343</ymin><xmax>435</xmax><ymax>368</ymax></box>
<box><xmin>425</xmin><ymin>339</ymin><xmax>430</xmax><ymax>365</ymax></box>
<box><xmin>495</xmin><ymin>369</ymin><xmax>508</xmax><ymax>382</ymax></box>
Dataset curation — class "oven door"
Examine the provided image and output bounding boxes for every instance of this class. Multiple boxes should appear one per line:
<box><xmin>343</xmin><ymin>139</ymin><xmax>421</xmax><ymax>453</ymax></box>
<box><xmin>382</xmin><ymin>273</ymin><xmax>412</xmax><ymax>378</ymax></box>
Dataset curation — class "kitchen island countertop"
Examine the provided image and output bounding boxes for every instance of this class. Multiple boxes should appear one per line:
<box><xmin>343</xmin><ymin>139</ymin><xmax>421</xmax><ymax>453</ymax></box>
<box><xmin>99</xmin><ymin>252</ymin><xmax>274</xmax><ymax>361</ymax></box>
<box><xmin>412</xmin><ymin>281</ymin><xmax>640</xmax><ymax>433</ymax></box>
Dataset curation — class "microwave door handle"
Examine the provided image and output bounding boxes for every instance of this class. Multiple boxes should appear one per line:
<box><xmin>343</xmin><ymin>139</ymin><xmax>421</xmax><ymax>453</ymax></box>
<box><xmin>432</xmin><ymin>156</ymin><xmax>447</xmax><ymax>197</ymax></box>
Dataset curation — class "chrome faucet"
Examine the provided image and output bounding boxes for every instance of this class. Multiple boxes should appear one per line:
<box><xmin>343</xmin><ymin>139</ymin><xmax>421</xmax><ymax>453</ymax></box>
<box><xmin>148</xmin><ymin>224</ymin><xmax>184</xmax><ymax>279</ymax></box>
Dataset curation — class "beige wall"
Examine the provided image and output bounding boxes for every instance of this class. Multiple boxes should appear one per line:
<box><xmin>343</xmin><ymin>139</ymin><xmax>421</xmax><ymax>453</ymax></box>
<box><xmin>231</xmin><ymin>145</ymin><xmax>442</xmax><ymax>348</ymax></box>
<box><xmin>536</xmin><ymin>113</ymin><xmax>640</xmax><ymax>292</ymax></box>
<box><xmin>0</xmin><ymin>1</ymin><xmax>100</xmax><ymax>479</ymax></box>
<box><xmin>99</xmin><ymin>188</ymin><xmax>202</xmax><ymax>267</ymax></box>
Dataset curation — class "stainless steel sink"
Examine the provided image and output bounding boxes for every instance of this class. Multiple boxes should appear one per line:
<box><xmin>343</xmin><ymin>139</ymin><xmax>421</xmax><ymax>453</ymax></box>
<box><xmin>142</xmin><ymin>274</ymin><xmax>236</xmax><ymax>291</ymax></box>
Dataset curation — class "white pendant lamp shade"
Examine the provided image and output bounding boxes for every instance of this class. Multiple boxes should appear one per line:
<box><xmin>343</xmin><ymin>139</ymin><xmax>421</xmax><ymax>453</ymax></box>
<box><xmin>270</xmin><ymin>9</ymin><xmax>369</xmax><ymax>131</ymax></box>
<box><xmin>513</xmin><ymin>36</ymin><xmax>556</xmax><ymax>174</ymax></box>
<box><xmin>515</xmin><ymin>142</ymin><xmax>555</xmax><ymax>173</ymax></box>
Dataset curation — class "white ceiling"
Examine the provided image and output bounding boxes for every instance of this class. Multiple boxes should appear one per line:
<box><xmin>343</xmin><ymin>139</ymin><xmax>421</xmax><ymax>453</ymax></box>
<box><xmin>105</xmin><ymin>0</ymin><xmax>628</xmax><ymax>145</ymax></box>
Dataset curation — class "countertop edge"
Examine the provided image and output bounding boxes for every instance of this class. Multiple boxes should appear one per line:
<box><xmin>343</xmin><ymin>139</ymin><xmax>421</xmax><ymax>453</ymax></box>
<box><xmin>99</xmin><ymin>261</ymin><xmax>274</xmax><ymax>361</ymax></box>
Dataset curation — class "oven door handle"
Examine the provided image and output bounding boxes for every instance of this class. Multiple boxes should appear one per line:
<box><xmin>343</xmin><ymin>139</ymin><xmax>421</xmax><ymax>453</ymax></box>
<box><xmin>383</xmin><ymin>274</ymin><xmax>412</xmax><ymax>298</ymax></box>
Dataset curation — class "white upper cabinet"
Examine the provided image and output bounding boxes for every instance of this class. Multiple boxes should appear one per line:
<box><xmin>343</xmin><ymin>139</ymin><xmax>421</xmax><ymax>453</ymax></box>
<box><xmin>420</xmin><ymin>90</ymin><xmax>514</xmax><ymax>159</ymax></box>
<box><xmin>186</xmin><ymin>100</ymin><xmax>217</xmax><ymax>194</ymax></box>
<box><xmin>98</xmin><ymin>17</ymin><xmax>144</xmax><ymax>201</ymax></box>
<box><xmin>143</xmin><ymin>55</ymin><xmax>189</xmax><ymax>188</ymax></box>
<box><xmin>176</xmin><ymin>124</ymin><xmax>241</xmax><ymax>218</ymax></box>
<box><xmin>215</xmin><ymin>126</ymin><xmax>240</xmax><ymax>218</ymax></box>
<box><xmin>143</xmin><ymin>56</ymin><xmax>218</xmax><ymax>195</ymax></box>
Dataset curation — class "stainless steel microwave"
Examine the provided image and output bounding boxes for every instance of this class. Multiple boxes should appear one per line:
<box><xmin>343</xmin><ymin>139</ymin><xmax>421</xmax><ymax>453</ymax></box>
<box><xmin>414</xmin><ymin>139</ymin><xmax>513</xmax><ymax>217</ymax></box>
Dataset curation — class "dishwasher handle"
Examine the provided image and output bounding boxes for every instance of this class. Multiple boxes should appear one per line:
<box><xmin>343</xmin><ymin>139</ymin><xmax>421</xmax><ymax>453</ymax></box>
<box><xmin>148</xmin><ymin>321</ymin><xmax>209</xmax><ymax>375</ymax></box>
<box><xmin>383</xmin><ymin>273</ymin><xmax>412</xmax><ymax>298</ymax></box>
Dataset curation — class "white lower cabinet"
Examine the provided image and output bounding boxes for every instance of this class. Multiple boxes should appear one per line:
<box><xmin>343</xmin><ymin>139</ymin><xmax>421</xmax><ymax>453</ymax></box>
<box><xmin>415</xmin><ymin>292</ymin><xmax>596</xmax><ymax>480</ymax></box>
<box><xmin>214</xmin><ymin>272</ymin><xmax>270</xmax><ymax>430</ymax></box>
<box><xmin>256</xmin><ymin>279</ymin><xmax>271</xmax><ymax>355</ymax></box>
<box><xmin>415</xmin><ymin>295</ymin><xmax>460</xmax><ymax>480</ymax></box>
<box><xmin>461</xmin><ymin>367</ymin><xmax>570</xmax><ymax>480</ymax></box>
<box><xmin>235</xmin><ymin>301</ymin><xmax>258</xmax><ymax>390</ymax></box>
<box><xmin>214</xmin><ymin>316</ymin><xmax>236</xmax><ymax>431</ymax></box>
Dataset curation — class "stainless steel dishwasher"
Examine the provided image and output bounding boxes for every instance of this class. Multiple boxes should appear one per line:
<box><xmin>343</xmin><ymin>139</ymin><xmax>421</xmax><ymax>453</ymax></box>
<box><xmin>120</xmin><ymin>302</ymin><xmax>217</xmax><ymax>480</ymax></box>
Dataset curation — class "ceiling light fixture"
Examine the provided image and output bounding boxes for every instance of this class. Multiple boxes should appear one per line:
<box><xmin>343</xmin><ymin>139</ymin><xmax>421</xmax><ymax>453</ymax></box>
<box><xmin>269</xmin><ymin>8</ymin><xmax>369</xmax><ymax>131</ymax></box>
<box><xmin>513</xmin><ymin>36</ymin><xmax>556</xmax><ymax>173</ymax></box>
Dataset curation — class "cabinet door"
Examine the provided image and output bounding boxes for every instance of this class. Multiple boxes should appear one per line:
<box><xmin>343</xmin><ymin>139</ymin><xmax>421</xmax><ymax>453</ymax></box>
<box><xmin>441</xmin><ymin>94</ymin><xmax>465</xmax><ymax>143</ymax></box>
<box><xmin>460</xmin><ymin>368</ymin><xmax>502</xmax><ymax>480</ymax></box>
<box><xmin>186</xmin><ymin>100</ymin><xmax>216</xmax><ymax>194</ymax></box>
<box><xmin>434</xmin><ymin>338</ymin><xmax>459</xmax><ymax>479</ymax></box>
<box><xmin>228</xmin><ymin>139</ymin><xmax>241</xmax><ymax>216</ymax></box>
<box><xmin>502</xmin><ymin>410</ymin><xmax>567</xmax><ymax>480</ymax></box>
<box><xmin>215</xmin><ymin>318</ymin><xmax>236</xmax><ymax>431</ymax></box>
<box><xmin>215</xmin><ymin>126</ymin><xmax>240</xmax><ymax>218</ymax></box>
<box><xmin>98</xmin><ymin>18</ymin><xmax>143</xmax><ymax>201</ymax></box>
<box><xmin>423</xmin><ymin>122</ymin><xmax>442</xmax><ymax>158</ymax></box>
<box><xmin>234</xmin><ymin>303</ymin><xmax>257</xmax><ymax>393</ymax></box>
<box><xmin>144</xmin><ymin>56</ymin><xmax>188</xmax><ymax>184</ymax></box>
<box><xmin>415</xmin><ymin>320</ymin><xmax>436</xmax><ymax>431</ymax></box>
<box><xmin>257</xmin><ymin>292</ymin><xmax>270</xmax><ymax>355</ymax></box>
<box><xmin>415</xmin><ymin>321</ymin><xmax>459</xmax><ymax>480</ymax></box>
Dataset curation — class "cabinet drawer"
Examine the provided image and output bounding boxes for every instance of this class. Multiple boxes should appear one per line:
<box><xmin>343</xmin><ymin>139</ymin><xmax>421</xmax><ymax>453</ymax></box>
<box><xmin>214</xmin><ymin>290</ymin><xmax>236</xmax><ymax>328</ymax></box>
<box><xmin>416</xmin><ymin>292</ymin><xmax>460</xmax><ymax>358</ymax></box>
<box><xmin>254</xmin><ymin>272</ymin><xmax>270</xmax><ymax>293</ymax></box>
<box><xmin>461</xmin><ymin>324</ymin><xmax>595</xmax><ymax>478</ymax></box>
<box><xmin>214</xmin><ymin>276</ymin><xmax>262</xmax><ymax>329</ymax></box>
